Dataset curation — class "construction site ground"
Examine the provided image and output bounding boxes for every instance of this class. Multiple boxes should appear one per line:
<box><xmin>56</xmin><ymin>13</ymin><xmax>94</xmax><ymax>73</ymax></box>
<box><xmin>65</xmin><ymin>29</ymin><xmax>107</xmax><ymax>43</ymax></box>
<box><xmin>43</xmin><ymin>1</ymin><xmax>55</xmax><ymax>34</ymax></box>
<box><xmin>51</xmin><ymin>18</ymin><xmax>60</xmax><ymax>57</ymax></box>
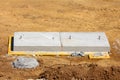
<box><xmin>0</xmin><ymin>0</ymin><xmax>120</xmax><ymax>80</ymax></box>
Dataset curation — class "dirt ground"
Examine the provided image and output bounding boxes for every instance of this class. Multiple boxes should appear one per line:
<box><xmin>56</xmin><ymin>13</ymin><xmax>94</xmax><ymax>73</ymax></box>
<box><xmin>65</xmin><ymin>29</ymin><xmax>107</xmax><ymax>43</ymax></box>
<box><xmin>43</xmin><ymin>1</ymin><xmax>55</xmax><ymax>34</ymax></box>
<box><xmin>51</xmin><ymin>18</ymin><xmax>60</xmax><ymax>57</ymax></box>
<box><xmin>39</xmin><ymin>63</ymin><xmax>120</xmax><ymax>80</ymax></box>
<box><xmin>0</xmin><ymin>0</ymin><xmax>120</xmax><ymax>80</ymax></box>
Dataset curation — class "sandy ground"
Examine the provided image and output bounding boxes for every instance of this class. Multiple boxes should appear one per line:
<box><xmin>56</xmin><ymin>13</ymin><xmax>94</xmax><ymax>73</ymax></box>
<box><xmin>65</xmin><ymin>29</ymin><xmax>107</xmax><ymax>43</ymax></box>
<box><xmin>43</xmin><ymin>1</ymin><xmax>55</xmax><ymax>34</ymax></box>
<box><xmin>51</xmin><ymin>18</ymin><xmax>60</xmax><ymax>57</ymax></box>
<box><xmin>0</xmin><ymin>0</ymin><xmax>120</xmax><ymax>79</ymax></box>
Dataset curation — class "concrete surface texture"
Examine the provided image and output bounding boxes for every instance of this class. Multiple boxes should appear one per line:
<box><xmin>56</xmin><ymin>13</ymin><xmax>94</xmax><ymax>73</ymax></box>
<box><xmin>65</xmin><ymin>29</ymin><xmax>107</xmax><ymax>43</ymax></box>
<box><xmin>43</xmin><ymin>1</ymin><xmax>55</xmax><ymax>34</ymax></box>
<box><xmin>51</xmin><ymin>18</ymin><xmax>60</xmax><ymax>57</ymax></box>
<box><xmin>12</xmin><ymin>56</ymin><xmax>39</xmax><ymax>69</ymax></box>
<box><xmin>60</xmin><ymin>32</ymin><xmax>110</xmax><ymax>52</ymax></box>
<box><xmin>13</xmin><ymin>32</ymin><xmax>110</xmax><ymax>52</ymax></box>
<box><xmin>14</xmin><ymin>32</ymin><xmax>61</xmax><ymax>51</ymax></box>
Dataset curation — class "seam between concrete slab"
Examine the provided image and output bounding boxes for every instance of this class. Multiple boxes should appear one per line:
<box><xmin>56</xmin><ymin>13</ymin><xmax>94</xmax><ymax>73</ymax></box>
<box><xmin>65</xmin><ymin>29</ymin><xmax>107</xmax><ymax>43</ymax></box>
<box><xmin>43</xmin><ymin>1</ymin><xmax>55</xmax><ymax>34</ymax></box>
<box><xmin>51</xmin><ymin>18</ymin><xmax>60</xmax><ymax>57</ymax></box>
<box><xmin>59</xmin><ymin>32</ymin><xmax>63</xmax><ymax>51</ymax></box>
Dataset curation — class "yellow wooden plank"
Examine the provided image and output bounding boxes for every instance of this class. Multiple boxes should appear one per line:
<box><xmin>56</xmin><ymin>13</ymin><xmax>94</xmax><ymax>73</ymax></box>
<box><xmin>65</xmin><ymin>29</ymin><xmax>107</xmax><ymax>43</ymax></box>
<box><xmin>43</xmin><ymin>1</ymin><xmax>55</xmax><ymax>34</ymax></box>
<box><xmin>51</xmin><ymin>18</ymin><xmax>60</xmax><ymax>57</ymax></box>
<box><xmin>8</xmin><ymin>36</ymin><xmax>71</xmax><ymax>56</ymax></box>
<box><xmin>89</xmin><ymin>52</ymin><xmax>110</xmax><ymax>59</ymax></box>
<box><xmin>8</xmin><ymin>36</ymin><xmax>110</xmax><ymax>58</ymax></box>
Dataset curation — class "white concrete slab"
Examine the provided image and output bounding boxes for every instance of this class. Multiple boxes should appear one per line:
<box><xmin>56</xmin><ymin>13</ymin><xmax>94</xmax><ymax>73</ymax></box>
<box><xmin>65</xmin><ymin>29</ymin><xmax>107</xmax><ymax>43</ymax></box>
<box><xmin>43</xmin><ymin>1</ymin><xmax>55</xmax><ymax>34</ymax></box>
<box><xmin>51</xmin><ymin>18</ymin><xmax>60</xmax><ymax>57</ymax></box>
<box><xmin>14</xmin><ymin>32</ymin><xmax>61</xmax><ymax>51</ymax></box>
<box><xmin>13</xmin><ymin>32</ymin><xmax>110</xmax><ymax>52</ymax></box>
<box><xmin>61</xmin><ymin>32</ymin><xmax>110</xmax><ymax>47</ymax></box>
<box><xmin>60</xmin><ymin>32</ymin><xmax>110</xmax><ymax>52</ymax></box>
<box><xmin>14</xmin><ymin>32</ymin><xmax>60</xmax><ymax>46</ymax></box>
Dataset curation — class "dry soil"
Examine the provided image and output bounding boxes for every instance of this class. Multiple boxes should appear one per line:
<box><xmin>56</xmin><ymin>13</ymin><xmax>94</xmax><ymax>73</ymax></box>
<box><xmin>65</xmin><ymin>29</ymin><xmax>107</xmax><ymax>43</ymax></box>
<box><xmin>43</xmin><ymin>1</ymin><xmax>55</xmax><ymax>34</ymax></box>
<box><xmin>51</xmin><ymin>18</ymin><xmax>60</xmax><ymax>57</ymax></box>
<box><xmin>0</xmin><ymin>0</ymin><xmax>120</xmax><ymax>80</ymax></box>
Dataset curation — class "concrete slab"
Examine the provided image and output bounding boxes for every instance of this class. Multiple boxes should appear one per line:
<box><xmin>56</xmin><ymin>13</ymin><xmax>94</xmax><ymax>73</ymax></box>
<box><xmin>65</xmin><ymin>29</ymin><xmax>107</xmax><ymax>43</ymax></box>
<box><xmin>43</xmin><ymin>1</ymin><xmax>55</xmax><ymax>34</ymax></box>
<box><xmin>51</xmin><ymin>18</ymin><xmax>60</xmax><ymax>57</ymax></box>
<box><xmin>14</xmin><ymin>32</ymin><xmax>61</xmax><ymax>51</ymax></box>
<box><xmin>13</xmin><ymin>32</ymin><xmax>110</xmax><ymax>52</ymax></box>
<box><xmin>60</xmin><ymin>32</ymin><xmax>110</xmax><ymax>52</ymax></box>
